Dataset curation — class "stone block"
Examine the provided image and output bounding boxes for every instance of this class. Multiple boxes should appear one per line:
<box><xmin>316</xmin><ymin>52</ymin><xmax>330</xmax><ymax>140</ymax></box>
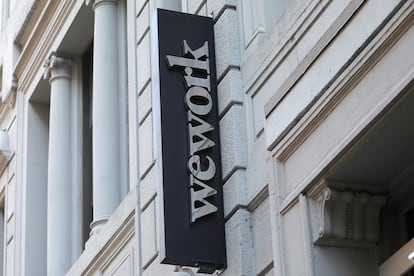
<box><xmin>264</xmin><ymin>268</ymin><xmax>274</xmax><ymax>276</ymax></box>
<box><xmin>219</xmin><ymin>105</ymin><xmax>247</xmax><ymax>180</ymax></box>
<box><xmin>186</xmin><ymin>0</ymin><xmax>205</xmax><ymax>14</ymax></box>
<box><xmin>6</xmin><ymin>214</ymin><xmax>14</xmax><ymax>245</ymax></box>
<box><xmin>141</xmin><ymin>199</ymin><xmax>157</xmax><ymax>268</ymax></box>
<box><xmin>139</xmin><ymin>113</ymin><xmax>154</xmax><ymax>178</ymax></box>
<box><xmin>6</xmin><ymin>177</ymin><xmax>15</xmax><ymax>221</ymax></box>
<box><xmin>137</xmin><ymin>33</ymin><xmax>151</xmax><ymax>93</ymax></box>
<box><xmin>140</xmin><ymin>165</ymin><xmax>156</xmax><ymax>210</ymax></box>
<box><xmin>214</xmin><ymin>8</ymin><xmax>240</xmax><ymax>80</ymax></box>
<box><xmin>197</xmin><ymin>2</ymin><xmax>208</xmax><ymax>16</ymax></box>
<box><xmin>223</xmin><ymin>169</ymin><xmax>247</xmax><ymax>218</ymax></box>
<box><xmin>217</xmin><ymin>68</ymin><xmax>243</xmax><ymax>117</ymax></box>
<box><xmin>138</xmin><ymin>82</ymin><xmax>152</xmax><ymax>125</ymax></box>
<box><xmin>7</xmin><ymin>117</ymin><xmax>16</xmax><ymax>156</ymax></box>
<box><xmin>136</xmin><ymin>0</ymin><xmax>150</xmax><ymax>44</ymax></box>
<box><xmin>207</xmin><ymin>0</ymin><xmax>237</xmax><ymax>19</ymax></box>
<box><xmin>251</xmin><ymin>197</ymin><xmax>273</xmax><ymax>274</ymax></box>
<box><xmin>136</xmin><ymin>0</ymin><xmax>148</xmax><ymax>16</ymax></box>
<box><xmin>6</xmin><ymin>237</ymin><xmax>14</xmax><ymax>276</ymax></box>
<box><xmin>221</xmin><ymin>209</ymin><xmax>254</xmax><ymax>276</ymax></box>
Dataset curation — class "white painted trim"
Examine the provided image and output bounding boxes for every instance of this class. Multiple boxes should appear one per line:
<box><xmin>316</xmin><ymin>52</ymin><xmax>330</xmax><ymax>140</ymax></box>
<box><xmin>243</xmin><ymin>0</ymin><xmax>326</xmax><ymax>96</ymax></box>
<box><xmin>264</xmin><ymin>0</ymin><xmax>364</xmax><ymax>116</ymax></box>
<box><xmin>150</xmin><ymin>8</ymin><xmax>166</xmax><ymax>263</ymax></box>
<box><xmin>299</xmin><ymin>194</ymin><xmax>314</xmax><ymax>276</ymax></box>
<box><xmin>277</xmin><ymin>2</ymin><xmax>414</xmax><ymax>212</ymax></box>
<box><xmin>14</xmin><ymin>0</ymin><xmax>84</xmax><ymax>94</ymax></box>
<box><xmin>126</xmin><ymin>0</ymin><xmax>142</xmax><ymax>274</ymax></box>
<box><xmin>270</xmin><ymin>1</ymin><xmax>414</xmax><ymax>157</ymax></box>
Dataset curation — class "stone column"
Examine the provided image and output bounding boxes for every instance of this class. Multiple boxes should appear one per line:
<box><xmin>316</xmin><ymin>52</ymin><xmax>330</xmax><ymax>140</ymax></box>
<box><xmin>44</xmin><ymin>55</ymin><xmax>73</xmax><ymax>276</ymax></box>
<box><xmin>89</xmin><ymin>0</ymin><xmax>121</xmax><ymax>234</ymax></box>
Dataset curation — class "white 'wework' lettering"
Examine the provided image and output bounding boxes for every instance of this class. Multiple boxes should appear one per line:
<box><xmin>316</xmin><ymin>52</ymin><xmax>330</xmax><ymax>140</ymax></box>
<box><xmin>166</xmin><ymin>40</ymin><xmax>218</xmax><ymax>223</ymax></box>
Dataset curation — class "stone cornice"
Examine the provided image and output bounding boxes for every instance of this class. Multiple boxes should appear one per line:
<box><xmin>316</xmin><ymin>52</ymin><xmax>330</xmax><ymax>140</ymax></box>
<box><xmin>270</xmin><ymin>1</ymin><xmax>414</xmax><ymax>157</ymax></box>
<box><xmin>13</xmin><ymin>0</ymin><xmax>43</xmax><ymax>47</ymax></box>
<box><xmin>13</xmin><ymin>0</ymin><xmax>83</xmax><ymax>95</ymax></box>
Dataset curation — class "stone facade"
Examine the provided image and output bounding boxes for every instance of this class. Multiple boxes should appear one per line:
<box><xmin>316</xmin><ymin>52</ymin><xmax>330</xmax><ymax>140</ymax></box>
<box><xmin>0</xmin><ymin>0</ymin><xmax>413</xmax><ymax>275</ymax></box>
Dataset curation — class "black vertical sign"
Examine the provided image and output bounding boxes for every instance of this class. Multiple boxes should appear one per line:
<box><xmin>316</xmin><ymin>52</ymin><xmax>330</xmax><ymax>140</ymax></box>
<box><xmin>153</xmin><ymin>9</ymin><xmax>226</xmax><ymax>273</ymax></box>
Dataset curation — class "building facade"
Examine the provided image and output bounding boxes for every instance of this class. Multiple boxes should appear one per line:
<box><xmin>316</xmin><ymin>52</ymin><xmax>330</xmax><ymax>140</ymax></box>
<box><xmin>0</xmin><ymin>0</ymin><xmax>413</xmax><ymax>275</ymax></box>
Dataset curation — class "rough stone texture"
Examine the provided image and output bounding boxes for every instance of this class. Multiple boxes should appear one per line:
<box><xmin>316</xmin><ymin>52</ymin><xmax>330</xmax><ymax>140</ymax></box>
<box><xmin>264</xmin><ymin>268</ymin><xmax>274</xmax><ymax>276</ymax></box>
<box><xmin>187</xmin><ymin>0</ymin><xmax>205</xmax><ymax>14</ymax></box>
<box><xmin>197</xmin><ymin>2</ymin><xmax>208</xmax><ymax>16</ymax></box>
<box><xmin>142</xmin><ymin>259</ymin><xmax>175</xmax><ymax>276</ymax></box>
<box><xmin>138</xmin><ymin>82</ymin><xmax>152</xmax><ymax>125</ymax></box>
<box><xmin>139</xmin><ymin>113</ymin><xmax>154</xmax><ymax>178</ymax></box>
<box><xmin>140</xmin><ymin>165</ymin><xmax>156</xmax><ymax>210</ymax></box>
<box><xmin>136</xmin><ymin>0</ymin><xmax>147</xmax><ymax>16</ymax></box>
<box><xmin>7</xmin><ymin>177</ymin><xmax>15</xmax><ymax>220</ymax></box>
<box><xmin>8</xmin><ymin>117</ymin><xmax>17</xmax><ymax>154</ymax></box>
<box><xmin>223</xmin><ymin>169</ymin><xmax>247</xmax><ymax>218</ymax></box>
<box><xmin>221</xmin><ymin>209</ymin><xmax>254</xmax><ymax>276</ymax></box>
<box><xmin>137</xmin><ymin>33</ymin><xmax>151</xmax><ymax>93</ymax></box>
<box><xmin>217</xmin><ymin>68</ymin><xmax>243</xmax><ymax>117</ymax></box>
<box><xmin>246</xmin><ymin>136</ymin><xmax>269</xmax><ymax>204</ymax></box>
<box><xmin>141</xmin><ymin>199</ymin><xmax>157</xmax><ymax>268</ymax></box>
<box><xmin>214</xmin><ymin>8</ymin><xmax>240</xmax><ymax>80</ymax></box>
<box><xmin>136</xmin><ymin>0</ymin><xmax>150</xmax><ymax>44</ymax></box>
<box><xmin>207</xmin><ymin>0</ymin><xmax>237</xmax><ymax>19</ymax></box>
<box><xmin>219</xmin><ymin>105</ymin><xmax>247</xmax><ymax>180</ymax></box>
<box><xmin>251</xmin><ymin>197</ymin><xmax>273</xmax><ymax>275</ymax></box>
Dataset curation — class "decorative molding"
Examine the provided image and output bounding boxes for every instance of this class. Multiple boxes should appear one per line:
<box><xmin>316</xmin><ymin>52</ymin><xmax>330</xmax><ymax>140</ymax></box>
<box><xmin>241</xmin><ymin>0</ymin><xmax>265</xmax><ymax>48</ymax></box>
<box><xmin>67</xmin><ymin>188</ymin><xmax>136</xmax><ymax>275</ymax></box>
<box><xmin>13</xmin><ymin>0</ymin><xmax>43</xmax><ymax>46</ymax></box>
<box><xmin>243</xmin><ymin>0</ymin><xmax>327</xmax><ymax>96</ymax></box>
<box><xmin>13</xmin><ymin>0</ymin><xmax>81</xmax><ymax>95</ymax></box>
<box><xmin>270</xmin><ymin>1</ymin><xmax>414</xmax><ymax>158</ymax></box>
<box><xmin>309</xmin><ymin>182</ymin><xmax>386</xmax><ymax>247</ymax></box>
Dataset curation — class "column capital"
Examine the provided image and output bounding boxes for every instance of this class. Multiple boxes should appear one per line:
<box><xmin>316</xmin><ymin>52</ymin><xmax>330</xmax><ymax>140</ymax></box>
<box><xmin>43</xmin><ymin>54</ymin><xmax>72</xmax><ymax>82</ymax></box>
<box><xmin>85</xmin><ymin>0</ymin><xmax>117</xmax><ymax>10</ymax></box>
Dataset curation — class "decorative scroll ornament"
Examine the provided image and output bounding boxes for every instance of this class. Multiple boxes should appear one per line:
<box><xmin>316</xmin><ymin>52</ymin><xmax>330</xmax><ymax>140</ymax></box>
<box><xmin>43</xmin><ymin>54</ymin><xmax>72</xmax><ymax>82</ymax></box>
<box><xmin>315</xmin><ymin>186</ymin><xmax>386</xmax><ymax>246</ymax></box>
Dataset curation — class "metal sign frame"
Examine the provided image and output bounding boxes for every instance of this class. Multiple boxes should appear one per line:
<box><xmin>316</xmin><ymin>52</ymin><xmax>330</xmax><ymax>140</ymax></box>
<box><xmin>152</xmin><ymin>8</ymin><xmax>227</xmax><ymax>273</ymax></box>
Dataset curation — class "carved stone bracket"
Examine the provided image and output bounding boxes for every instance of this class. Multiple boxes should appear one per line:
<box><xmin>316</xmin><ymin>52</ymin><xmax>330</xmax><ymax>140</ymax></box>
<box><xmin>309</xmin><ymin>182</ymin><xmax>386</xmax><ymax>247</ymax></box>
